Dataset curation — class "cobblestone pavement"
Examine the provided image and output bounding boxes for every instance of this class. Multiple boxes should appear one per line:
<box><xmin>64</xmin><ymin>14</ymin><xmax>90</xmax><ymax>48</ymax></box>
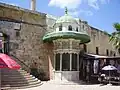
<box><xmin>18</xmin><ymin>81</ymin><xmax>120</xmax><ymax>90</ymax></box>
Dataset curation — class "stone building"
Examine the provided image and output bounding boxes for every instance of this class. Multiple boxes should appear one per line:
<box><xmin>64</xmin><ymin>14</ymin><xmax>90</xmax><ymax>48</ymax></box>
<box><xmin>0</xmin><ymin>3</ymin><xmax>119</xmax><ymax>81</ymax></box>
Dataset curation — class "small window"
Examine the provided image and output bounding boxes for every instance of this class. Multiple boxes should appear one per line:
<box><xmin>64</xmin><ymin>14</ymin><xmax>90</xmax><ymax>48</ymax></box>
<box><xmin>83</xmin><ymin>44</ymin><xmax>87</xmax><ymax>52</ymax></box>
<box><xmin>55</xmin><ymin>53</ymin><xmax>60</xmax><ymax>71</ymax></box>
<box><xmin>82</xmin><ymin>25</ymin><xmax>84</xmax><ymax>29</ymax></box>
<box><xmin>68</xmin><ymin>25</ymin><xmax>72</xmax><ymax>31</ymax></box>
<box><xmin>114</xmin><ymin>53</ymin><xmax>116</xmax><ymax>56</ymax></box>
<box><xmin>118</xmin><ymin>48</ymin><xmax>120</xmax><ymax>54</ymax></box>
<box><xmin>72</xmin><ymin>53</ymin><xmax>77</xmax><ymax>71</ymax></box>
<box><xmin>76</xmin><ymin>27</ymin><xmax>78</xmax><ymax>32</ymax></box>
<box><xmin>59</xmin><ymin>24</ymin><xmax>62</xmax><ymax>31</ymax></box>
<box><xmin>16</xmin><ymin>31</ymin><xmax>20</xmax><ymax>37</ymax></box>
<box><xmin>62</xmin><ymin>53</ymin><xmax>70</xmax><ymax>71</ymax></box>
<box><xmin>106</xmin><ymin>49</ymin><xmax>109</xmax><ymax>56</ymax></box>
<box><xmin>96</xmin><ymin>47</ymin><xmax>99</xmax><ymax>55</ymax></box>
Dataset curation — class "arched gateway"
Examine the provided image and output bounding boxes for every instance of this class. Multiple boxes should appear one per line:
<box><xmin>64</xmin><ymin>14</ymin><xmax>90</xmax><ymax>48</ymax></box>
<box><xmin>43</xmin><ymin>8</ymin><xmax>90</xmax><ymax>81</ymax></box>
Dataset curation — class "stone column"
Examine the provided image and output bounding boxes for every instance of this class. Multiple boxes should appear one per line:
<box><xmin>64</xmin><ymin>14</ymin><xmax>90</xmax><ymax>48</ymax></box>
<box><xmin>70</xmin><ymin>53</ymin><xmax>72</xmax><ymax>71</ymax></box>
<box><xmin>60</xmin><ymin>53</ymin><xmax>62</xmax><ymax>80</ymax></box>
<box><xmin>54</xmin><ymin>53</ymin><xmax>56</xmax><ymax>70</ymax></box>
<box><xmin>53</xmin><ymin>53</ymin><xmax>56</xmax><ymax>80</ymax></box>
<box><xmin>60</xmin><ymin>53</ymin><xmax>62</xmax><ymax>71</ymax></box>
<box><xmin>77</xmin><ymin>53</ymin><xmax>79</xmax><ymax>71</ymax></box>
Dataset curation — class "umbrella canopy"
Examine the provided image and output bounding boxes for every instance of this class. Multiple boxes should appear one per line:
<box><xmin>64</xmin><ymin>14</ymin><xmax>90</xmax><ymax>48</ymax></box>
<box><xmin>102</xmin><ymin>65</ymin><xmax>117</xmax><ymax>71</ymax></box>
<box><xmin>0</xmin><ymin>53</ymin><xmax>21</xmax><ymax>69</ymax></box>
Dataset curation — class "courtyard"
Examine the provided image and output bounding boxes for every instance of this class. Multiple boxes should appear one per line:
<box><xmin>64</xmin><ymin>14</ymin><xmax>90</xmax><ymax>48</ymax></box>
<box><xmin>0</xmin><ymin>0</ymin><xmax>120</xmax><ymax>89</ymax></box>
<box><xmin>17</xmin><ymin>81</ymin><xmax>120</xmax><ymax>90</ymax></box>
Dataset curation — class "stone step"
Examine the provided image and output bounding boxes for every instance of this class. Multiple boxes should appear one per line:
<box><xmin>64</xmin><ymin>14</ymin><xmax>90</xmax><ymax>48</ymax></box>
<box><xmin>2</xmin><ymin>79</ymin><xmax>41</xmax><ymax>85</ymax></box>
<box><xmin>1</xmin><ymin>72</ymin><xmax>30</xmax><ymax>75</ymax></box>
<box><xmin>1</xmin><ymin>76</ymin><xmax>35</xmax><ymax>81</ymax></box>
<box><xmin>1</xmin><ymin>74</ymin><xmax>30</xmax><ymax>77</ymax></box>
<box><xmin>1</xmin><ymin>82</ymin><xmax>43</xmax><ymax>90</ymax></box>
<box><xmin>1</xmin><ymin>68</ymin><xmax>41</xmax><ymax>89</ymax></box>
<box><xmin>2</xmin><ymin>80</ymin><xmax>41</xmax><ymax>88</ymax></box>
<box><xmin>2</xmin><ymin>77</ymin><xmax>39</xmax><ymax>82</ymax></box>
<box><xmin>2</xmin><ymin>71</ymin><xmax>29</xmax><ymax>74</ymax></box>
<box><xmin>1</xmin><ymin>74</ymin><xmax>32</xmax><ymax>78</ymax></box>
<box><xmin>1</xmin><ymin>69</ymin><xmax>29</xmax><ymax>73</ymax></box>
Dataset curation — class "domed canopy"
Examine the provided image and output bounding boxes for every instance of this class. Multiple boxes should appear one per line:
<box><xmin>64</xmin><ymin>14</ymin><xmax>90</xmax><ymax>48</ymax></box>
<box><xmin>55</xmin><ymin>7</ymin><xmax>78</xmax><ymax>24</ymax></box>
<box><xmin>43</xmin><ymin>7</ymin><xmax>90</xmax><ymax>44</ymax></box>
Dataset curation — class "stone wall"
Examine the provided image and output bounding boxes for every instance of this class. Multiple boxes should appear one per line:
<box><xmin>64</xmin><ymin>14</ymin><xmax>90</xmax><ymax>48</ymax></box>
<box><xmin>0</xmin><ymin>3</ymin><xmax>50</xmax><ymax>80</ymax></box>
<box><xmin>86</xmin><ymin>26</ymin><xmax>119</xmax><ymax>56</ymax></box>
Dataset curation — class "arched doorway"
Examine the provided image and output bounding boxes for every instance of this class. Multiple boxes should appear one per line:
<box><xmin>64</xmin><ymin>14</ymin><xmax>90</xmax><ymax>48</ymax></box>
<box><xmin>0</xmin><ymin>32</ymin><xmax>10</xmax><ymax>55</ymax></box>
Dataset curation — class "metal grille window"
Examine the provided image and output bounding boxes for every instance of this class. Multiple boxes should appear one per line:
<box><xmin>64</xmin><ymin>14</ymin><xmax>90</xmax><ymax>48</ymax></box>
<box><xmin>55</xmin><ymin>53</ymin><xmax>60</xmax><ymax>71</ymax></box>
<box><xmin>62</xmin><ymin>53</ymin><xmax>70</xmax><ymax>71</ymax></box>
<box><xmin>16</xmin><ymin>31</ymin><xmax>20</xmax><ymax>37</ymax></box>
<box><xmin>72</xmin><ymin>53</ymin><xmax>77</xmax><ymax>71</ymax></box>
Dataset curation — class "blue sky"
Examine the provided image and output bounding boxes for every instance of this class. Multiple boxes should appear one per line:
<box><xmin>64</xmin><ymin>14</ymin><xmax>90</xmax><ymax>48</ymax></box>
<box><xmin>0</xmin><ymin>0</ymin><xmax>120</xmax><ymax>33</ymax></box>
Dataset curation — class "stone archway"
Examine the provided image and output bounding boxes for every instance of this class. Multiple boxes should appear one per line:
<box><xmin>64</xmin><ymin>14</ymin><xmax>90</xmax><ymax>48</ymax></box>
<box><xmin>0</xmin><ymin>32</ymin><xmax>10</xmax><ymax>55</ymax></box>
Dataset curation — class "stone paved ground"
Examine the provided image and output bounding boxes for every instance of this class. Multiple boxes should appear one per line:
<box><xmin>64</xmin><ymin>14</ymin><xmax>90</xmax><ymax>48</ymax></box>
<box><xmin>18</xmin><ymin>81</ymin><xmax>120</xmax><ymax>90</ymax></box>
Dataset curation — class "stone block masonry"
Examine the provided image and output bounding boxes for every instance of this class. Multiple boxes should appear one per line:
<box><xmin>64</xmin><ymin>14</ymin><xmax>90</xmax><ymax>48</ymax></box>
<box><xmin>0</xmin><ymin>2</ymin><xmax>51</xmax><ymax>80</ymax></box>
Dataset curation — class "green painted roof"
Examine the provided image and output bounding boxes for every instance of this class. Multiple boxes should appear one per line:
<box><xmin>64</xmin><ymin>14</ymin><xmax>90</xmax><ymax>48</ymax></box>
<box><xmin>56</xmin><ymin>14</ymin><xmax>78</xmax><ymax>24</ymax></box>
<box><xmin>55</xmin><ymin>7</ymin><xmax>78</xmax><ymax>24</ymax></box>
<box><xmin>43</xmin><ymin>31</ymin><xmax>90</xmax><ymax>43</ymax></box>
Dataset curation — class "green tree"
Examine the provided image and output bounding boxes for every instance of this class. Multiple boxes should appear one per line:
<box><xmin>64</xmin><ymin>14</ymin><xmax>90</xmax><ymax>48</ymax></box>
<box><xmin>110</xmin><ymin>23</ymin><xmax>120</xmax><ymax>49</ymax></box>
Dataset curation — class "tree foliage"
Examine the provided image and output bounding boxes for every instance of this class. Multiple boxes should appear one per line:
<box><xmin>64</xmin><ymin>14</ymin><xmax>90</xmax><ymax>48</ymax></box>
<box><xmin>110</xmin><ymin>23</ymin><xmax>120</xmax><ymax>49</ymax></box>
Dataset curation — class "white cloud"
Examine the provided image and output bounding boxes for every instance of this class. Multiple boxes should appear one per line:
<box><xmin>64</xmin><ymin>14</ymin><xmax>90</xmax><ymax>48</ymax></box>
<box><xmin>69</xmin><ymin>11</ymin><xmax>80</xmax><ymax>17</ymax></box>
<box><xmin>48</xmin><ymin>0</ymin><xmax>110</xmax><ymax>10</ymax></box>
<box><xmin>87</xmin><ymin>0</ymin><xmax>99</xmax><ymax>10</ymax></box>
<box><xmin>48</xmin><ymin>0</ymin><xmax>82</xmax><ymax>9</ymax></box>
<box><xmin>100</xmin><ymin>0</ymin><xmax>110</xmax><ymax>4</ymax></box>
<box><xmin>69</xmin><ymin>10</ymin><xmax>93</xmax><ymax>17</ymax></box>
<box><xmin>79</xmin><ymin>10</ymin><xmax>93</xmax><ymax>16</ymax></box>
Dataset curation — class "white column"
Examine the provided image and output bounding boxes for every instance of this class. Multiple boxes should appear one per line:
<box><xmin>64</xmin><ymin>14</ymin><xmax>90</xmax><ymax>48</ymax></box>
<box><xmin>60</xmin><ymin>53</ymin><xmax>62</xmax><ymax>80</ymax></box>
<box><xmin>70</xmin><ymin>53</ymin><xmax>72</xmax><ymax>71</ymax></box>
<box><xmin>60</xmin><ymin>53</ymin><xmax>62</xmax><ymax>71</ymax></box>
<box><xmin>77</xmin><ymin>53</ymin><xmax>79</xmax><ymax>71</ymax></box>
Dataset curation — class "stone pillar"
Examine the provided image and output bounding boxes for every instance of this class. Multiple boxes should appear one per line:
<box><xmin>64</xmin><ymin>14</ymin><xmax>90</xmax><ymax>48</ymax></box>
<box><xmin>54</xmin><ymin>53</ymin><xmax>56</xmax><ymax>70</ymax></box>
<box><xmin>31</xmin><ymin>0</ymin><xmax>36</xmax><ymax>11</ymax></box>
<box><xmin>77</xmin><ymin>53</ymin><xmax>79</xmax><ymax>71</ymax></box>
<box><xmin>60</xmin><ymin>53</ymin><xmax>62</xmax><ymax>80</ymax></box>
<box><xmin>70</xmin><ymin>53</ymin><xmax>72</xmax><ymax>71</ymax></box>
<box><xmin>60</xmin><ymin>53</ymin><xmax>62</xmax><ymax>71</ymax></box>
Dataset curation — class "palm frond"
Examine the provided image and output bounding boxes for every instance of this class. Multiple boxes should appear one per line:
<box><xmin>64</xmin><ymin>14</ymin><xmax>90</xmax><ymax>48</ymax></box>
<box><xmin>109</xmin><ymin>23</ymin><xmax>120</xmax><ymax>49</ymax></box>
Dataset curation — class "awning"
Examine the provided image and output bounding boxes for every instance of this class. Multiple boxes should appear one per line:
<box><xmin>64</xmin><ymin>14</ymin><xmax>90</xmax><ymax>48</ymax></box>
<box><xmin>0</xmin><ymin>53</ymin><xmax>21</xmax><ymax>69</ymax></box>
<box><xmin>83</xmin><ymin>53</ymin><xmax>108</xmax><ymax>60</ymax></box>
<box><xmin>87</xmin><ymin>54</ymin><xmax>108</xmax><ymax>58</ymax></box>
<box><xmin>83</xmin><ymin>54</ymin><xmax>120</xmax><ymax>60</ymax></box>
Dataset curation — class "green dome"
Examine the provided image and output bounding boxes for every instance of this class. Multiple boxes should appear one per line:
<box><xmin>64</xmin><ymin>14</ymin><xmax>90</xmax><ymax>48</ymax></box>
<box><xmin>42</xmin><ymin>7</ymin><xmax>90</xmax><ymax>44</ymax></box>
<box><xmin>56</xmin><ymin>7</ymin><xmax>78</xmax><ymax>24</ymax></box>
<box><xmin>56</xmin><ymin>14</ymin><xmax>78</xmax><ymax>24</ymax></box>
